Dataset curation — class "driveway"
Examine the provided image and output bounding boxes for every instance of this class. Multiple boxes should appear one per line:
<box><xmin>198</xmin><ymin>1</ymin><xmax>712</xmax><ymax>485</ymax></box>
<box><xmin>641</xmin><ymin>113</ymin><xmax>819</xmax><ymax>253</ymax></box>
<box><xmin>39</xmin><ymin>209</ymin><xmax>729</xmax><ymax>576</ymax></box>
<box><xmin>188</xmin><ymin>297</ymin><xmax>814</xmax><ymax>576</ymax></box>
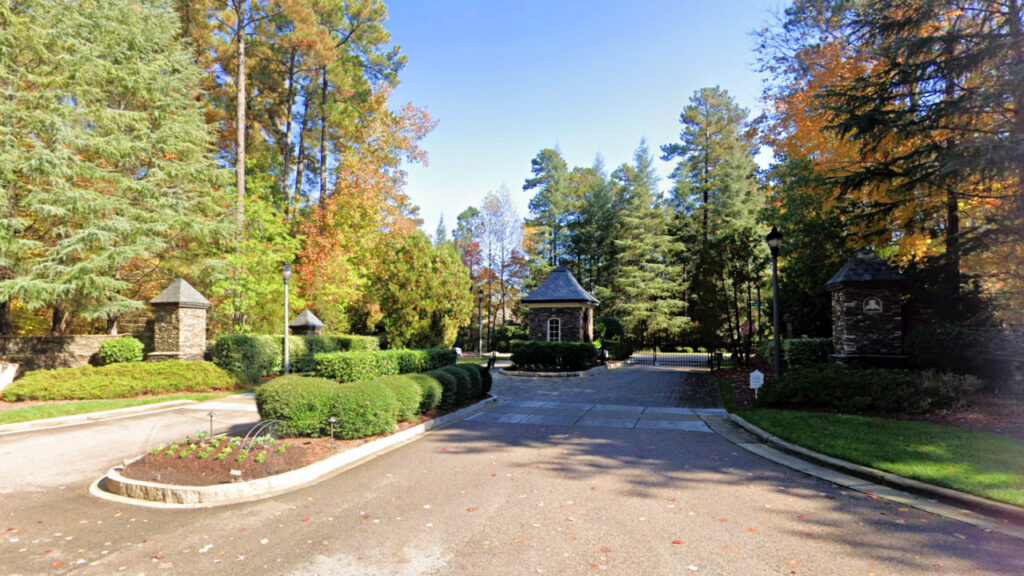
<box><xmin>1</xmin><ymin>367</ymin><xmax>1022</xmax><ymax>575</ymax></box>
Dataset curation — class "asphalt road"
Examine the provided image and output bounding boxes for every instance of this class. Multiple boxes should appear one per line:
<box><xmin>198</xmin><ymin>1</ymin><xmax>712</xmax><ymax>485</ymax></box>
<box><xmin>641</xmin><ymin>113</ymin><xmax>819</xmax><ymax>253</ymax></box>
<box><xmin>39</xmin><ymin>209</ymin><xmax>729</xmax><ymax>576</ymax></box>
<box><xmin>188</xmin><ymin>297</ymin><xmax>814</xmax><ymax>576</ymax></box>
<box><xmin>2</xmin><ymin>368</ymin><xmax>1022</xmax><ymax>575</ymax></box>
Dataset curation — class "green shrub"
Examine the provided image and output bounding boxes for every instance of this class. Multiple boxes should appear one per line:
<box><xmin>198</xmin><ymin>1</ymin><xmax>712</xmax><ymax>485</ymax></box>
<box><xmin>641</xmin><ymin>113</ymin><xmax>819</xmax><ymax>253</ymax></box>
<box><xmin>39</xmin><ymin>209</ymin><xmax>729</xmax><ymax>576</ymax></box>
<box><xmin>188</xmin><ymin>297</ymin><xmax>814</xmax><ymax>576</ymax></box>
<box><xmin>450</xmin><ymin>364</ymin><xmax>482</xmax><ymax>399</ymax></box>
<box><xmin>3</xmin><ymin>361</ymin><xmax>242</xmax><ymax>401</ymax></box>
<box><xmin>426</xmin><ymin>369</ymin><xmax>459</xmax><ymax>411</ymax></box>
<box><xmin>408</xmin><ymin>373</ymin><xmax>443</xmax><ymax>413</ymax></box>
<box><xmin>96</xmin><ymin>336</ymin><xmax>144</xmax><ymax>365</ymax></box>
<box><xmin>601</xmin><ymin>339</ymin><xmax>633</xmax><ymax>361</ymax></box>
<box><xmin>314</xmin><ymin>350</ymin><xmax>400</xmax><ymax>382</ymax></box>
<box><xmin>255</xmin><ymin>375</ymin><xmax>398</xmax><ymax>438</ymax></box>
<box><xmin>759</xmin><ymin>337</ymin><xmax>833</xmax><ymax>370</ymax></box>
<box><xmin>595</xmin><ymin>316</ymin><xmax>624</xmax><ymax>341</ymax></box>
<box><xmin>210</xmin><ymin>334</ymin><xmax>281</xmax><ymax>383</ymax></box>
<box><xmin>211</xmin><ymin>334</ymin><xmax>380</xmax><ymax>381</ymax></box>
<box><xmin>758</xmin><ymin>364</ymin><xmax>983</xmax><ymax>414</ymax></box>
<box><xmin>510</xmin><ymin>340</ymin><xmax>597</xmax><ymax>371</ymax></box>
<box><xmin>425</xmin><ymin>348</ymin><xmax>458</xmax><ymax>370</ymax></box>
<box><xmin>445</xmin><ymin>365</ymin><xmax>472</xmax><ymax>407</ymax></box>
<box><xmin>369</xmin><ymin>375</ymin><xmax>423</xmax><ymax>422</ymax></box>
<box><xmin>905</xmin><ymin>322</ymin><xmax>982</xmax><ymax>375</ymax></box>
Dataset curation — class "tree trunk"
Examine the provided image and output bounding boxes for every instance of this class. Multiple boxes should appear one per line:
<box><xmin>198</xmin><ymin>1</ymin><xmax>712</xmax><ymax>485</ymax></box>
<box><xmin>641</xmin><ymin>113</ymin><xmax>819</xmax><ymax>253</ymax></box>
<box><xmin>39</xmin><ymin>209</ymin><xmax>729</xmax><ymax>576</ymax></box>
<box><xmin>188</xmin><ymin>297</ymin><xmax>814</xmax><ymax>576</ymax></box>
<box><xmin>50</xmin><ymin>306</ymin><xmax>70</xmax><ymax>336</ymax></box>
<box><xmin>0</xmin><ymin>299</ymin><xmax>11</xmax><ymax>336</ymax></box>
<box><xmin>1009</xmin><ymin>0</ymin><xmax>1024</xmax><ymax>217</ymax></box>
<box><xmin>235</xmin><ymin>3</ymin><xmax>247</xmax><ymax>228</ymax></box>
<box><xmin>318</xmin><ymin>67</ymin><xmax>329</xmax><ymax>209</ymax></box>
<box><xmin>281</xmin><ymin>48</ymin><xmax>298</xmax><ymax>220</ymax></box>
<box><xmin>293</xmin><ymin>88</ymin><xmax>311</xmax><ymax>209</ymax></box>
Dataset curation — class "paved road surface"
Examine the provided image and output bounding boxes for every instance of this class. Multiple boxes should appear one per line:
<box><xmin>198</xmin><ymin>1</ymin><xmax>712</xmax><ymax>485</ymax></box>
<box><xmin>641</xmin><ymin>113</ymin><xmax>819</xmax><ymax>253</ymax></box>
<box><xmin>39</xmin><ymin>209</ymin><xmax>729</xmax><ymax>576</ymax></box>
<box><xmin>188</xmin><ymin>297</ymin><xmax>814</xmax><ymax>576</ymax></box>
<box><xmin>2</xmin><ymin>367</ymin><xmax>1022</xmax><ymax>575</ymax></box>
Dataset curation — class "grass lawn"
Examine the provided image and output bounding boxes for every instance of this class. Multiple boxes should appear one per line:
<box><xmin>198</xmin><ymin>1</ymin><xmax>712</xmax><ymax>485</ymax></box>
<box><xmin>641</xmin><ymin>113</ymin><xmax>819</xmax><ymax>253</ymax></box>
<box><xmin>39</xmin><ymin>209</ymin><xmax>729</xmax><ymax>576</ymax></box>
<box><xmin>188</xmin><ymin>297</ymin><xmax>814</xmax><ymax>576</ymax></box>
<box><xmin>736</xmin><ymin>407</ymin><xmax>1024</xmax><ymax>507</ymax></box>
<box><xmin>0</xmin><ymin>392</ymin><xmax>238</xmax><ymax>426</ymax></box>
<box><xmin>457</xmin><ymin>357</ymin><xmax>488</xmax><ymax>365</ymax></box>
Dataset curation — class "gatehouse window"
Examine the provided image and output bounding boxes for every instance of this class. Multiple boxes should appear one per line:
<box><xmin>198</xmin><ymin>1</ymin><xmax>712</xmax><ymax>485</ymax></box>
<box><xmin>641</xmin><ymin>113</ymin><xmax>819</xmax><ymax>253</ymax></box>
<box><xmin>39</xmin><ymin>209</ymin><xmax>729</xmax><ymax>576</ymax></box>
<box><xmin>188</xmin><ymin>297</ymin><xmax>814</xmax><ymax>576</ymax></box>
<box><xmin>547</xmin><ymin>317</ymin><xmax>561</xmax><ymax>342</ymax></box>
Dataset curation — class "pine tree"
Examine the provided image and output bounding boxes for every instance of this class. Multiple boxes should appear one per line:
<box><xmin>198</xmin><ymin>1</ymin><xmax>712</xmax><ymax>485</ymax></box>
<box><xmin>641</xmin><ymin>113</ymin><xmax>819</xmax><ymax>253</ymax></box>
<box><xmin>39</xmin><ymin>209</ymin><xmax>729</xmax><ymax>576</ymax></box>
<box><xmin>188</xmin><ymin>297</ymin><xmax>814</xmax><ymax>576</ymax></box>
<box><xmin>523</xmin><ymin>148</ymin><xmax>570</xmax><ymax>267</ymax></box>
<box><xmin>0</xmin><ymin>0</ymin><xmax>229</xmax><ymax>334</ymax></box>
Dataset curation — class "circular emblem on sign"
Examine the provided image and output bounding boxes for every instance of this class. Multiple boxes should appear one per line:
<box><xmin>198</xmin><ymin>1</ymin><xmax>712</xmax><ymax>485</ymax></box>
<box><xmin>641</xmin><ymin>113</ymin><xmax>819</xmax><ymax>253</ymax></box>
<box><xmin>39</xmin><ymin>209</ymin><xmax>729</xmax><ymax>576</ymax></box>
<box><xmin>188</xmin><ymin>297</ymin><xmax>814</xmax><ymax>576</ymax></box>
<box><xmin>863</xmin><ymin>297</ymin><xmax>884</xmax><ymax>314</ymax></box>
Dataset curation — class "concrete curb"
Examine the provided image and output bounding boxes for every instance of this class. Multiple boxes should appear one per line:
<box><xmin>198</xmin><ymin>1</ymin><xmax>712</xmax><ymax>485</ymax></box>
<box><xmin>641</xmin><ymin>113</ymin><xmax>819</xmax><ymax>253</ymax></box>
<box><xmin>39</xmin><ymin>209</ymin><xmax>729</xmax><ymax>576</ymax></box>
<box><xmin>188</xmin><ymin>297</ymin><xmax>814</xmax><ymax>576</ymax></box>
<box><xmin>499</xmin><ymin>363</ymin><xmax>621</xmax><ymax>378</ymax></box>
<box><xmin>90</xmin><ymin>396</ymin><xmax>500</xmax><ymax>509</ymax></box>
<box><xmin>728</xmin><ymin>413</ymin><xmax>1024</xmax><ymax>525</ymax></box>
<box><xmin>0</xmin><ymin>400</ymin><xmax>198</xmax><ymax>436</ymax></box>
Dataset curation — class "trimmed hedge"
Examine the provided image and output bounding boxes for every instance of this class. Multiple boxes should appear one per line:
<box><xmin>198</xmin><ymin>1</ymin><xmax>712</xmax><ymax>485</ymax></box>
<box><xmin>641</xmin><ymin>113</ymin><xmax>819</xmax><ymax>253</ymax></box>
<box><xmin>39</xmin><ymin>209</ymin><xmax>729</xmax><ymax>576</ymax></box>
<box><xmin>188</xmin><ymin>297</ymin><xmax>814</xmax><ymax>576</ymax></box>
<box><xmin>2</xmin><ymin>361</ymin><xmax>243</xmax><ymax>401</ymax></box>
<box><xmin>210</xmin><ymin>333</ymin><xmax>380</xmax><ymax>383</ymax></box>
<box><xmin>510</xmin><ymin>340</ymin><xmax>597</xmax><ymax>371</ymax></box>
<box><xmin>759</xmin><ymin>337</ymin><xmax>833</xmax><ymax>370</ymax></box>
<box><xmin>451</xmin><ymin>364</ymin><xmax>482</xmax><ymax>400</ymax></box>
<box><xmin>757</xmin><ymin>364</ymin><xmax>983</xmax><ymax>414</ymax></box>
<box><xmin>255</xmin><ymin>364</ymin><xmax>489</xmax><ymax>439</ymax></box>
<box><xmin>96</xmin><ymin>336</ymin><xmax>144</xmax><ymax>365</ymax></box>
<box><xmin>314</xmin><ymin>348</ymin><xmax>457</xmax><ymax>383</ymax></box>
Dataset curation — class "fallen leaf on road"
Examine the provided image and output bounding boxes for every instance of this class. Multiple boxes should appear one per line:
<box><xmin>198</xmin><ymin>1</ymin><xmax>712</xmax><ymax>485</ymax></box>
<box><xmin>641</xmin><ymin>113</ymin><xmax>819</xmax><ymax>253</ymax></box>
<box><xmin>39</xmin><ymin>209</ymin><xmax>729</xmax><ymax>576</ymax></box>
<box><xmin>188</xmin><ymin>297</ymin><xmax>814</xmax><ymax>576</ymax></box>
<box><xmin>52</xmin><ymin>562</ymin><xmax>64</xmax><ymax>568</ymax></box>
<box><xmin>672</xmin><ymin>540</ymin><xmax>683</xmax><ymax>545</ymax></box>
<box><xmin>302</xmin><ymin>518</ymin><xmax>310</xmax><ymax>522</ymax></box>
<box><xmin>467</xmin><ymin>507</ymin><xmax>478</xmax><ymax>513</ymax></box>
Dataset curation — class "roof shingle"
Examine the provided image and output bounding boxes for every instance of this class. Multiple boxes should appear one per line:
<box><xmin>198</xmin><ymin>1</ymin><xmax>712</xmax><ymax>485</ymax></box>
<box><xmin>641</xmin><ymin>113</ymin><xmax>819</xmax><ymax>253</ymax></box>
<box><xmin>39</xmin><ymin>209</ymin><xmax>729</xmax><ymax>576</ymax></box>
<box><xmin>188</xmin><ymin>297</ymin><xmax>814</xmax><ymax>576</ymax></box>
<box><xmin>522</xmin><ymin>266</ymin><xmax>599</xmax><ymax>304</ymax></box>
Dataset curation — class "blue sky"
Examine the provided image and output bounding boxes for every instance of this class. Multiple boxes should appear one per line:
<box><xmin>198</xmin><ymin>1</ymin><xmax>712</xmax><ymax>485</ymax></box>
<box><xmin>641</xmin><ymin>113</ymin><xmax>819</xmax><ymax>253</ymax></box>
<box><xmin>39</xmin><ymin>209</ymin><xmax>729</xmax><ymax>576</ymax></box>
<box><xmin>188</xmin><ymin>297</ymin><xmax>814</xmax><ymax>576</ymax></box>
<box><xmin>385</xmin><ymin>0</ymin><xmax>785</xmax><ymax>236</ymax></box>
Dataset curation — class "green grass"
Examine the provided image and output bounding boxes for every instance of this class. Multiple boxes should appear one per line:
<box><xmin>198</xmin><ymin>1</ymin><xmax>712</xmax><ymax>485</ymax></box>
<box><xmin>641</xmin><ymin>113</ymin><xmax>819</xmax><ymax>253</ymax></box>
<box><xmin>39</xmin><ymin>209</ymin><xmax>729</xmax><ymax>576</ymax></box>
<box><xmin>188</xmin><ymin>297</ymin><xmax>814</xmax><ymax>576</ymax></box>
<box><xmin>0</xmin><ymin>392</ymin><xmax>238</xmax><ymax>425</ymax></box>
<box><xmin>737</xmin><ymin>407</ymin><xmax>1024</xmax><ymax>507</ymax></box>
<box><xmin>457</xmin><ymin>357</ymin><xmax>488</xmax><ymax>365</ymax></box>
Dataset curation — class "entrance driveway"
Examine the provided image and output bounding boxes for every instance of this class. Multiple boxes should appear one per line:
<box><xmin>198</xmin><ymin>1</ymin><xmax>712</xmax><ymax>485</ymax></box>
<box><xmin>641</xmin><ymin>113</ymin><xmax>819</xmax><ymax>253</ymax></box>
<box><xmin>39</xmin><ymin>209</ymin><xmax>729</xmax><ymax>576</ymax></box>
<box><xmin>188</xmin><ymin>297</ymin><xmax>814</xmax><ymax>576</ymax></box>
<box><xmin>1</xmin><ymin>367</ymin><xmax>1022</xmax><ymax>575</ymax></box>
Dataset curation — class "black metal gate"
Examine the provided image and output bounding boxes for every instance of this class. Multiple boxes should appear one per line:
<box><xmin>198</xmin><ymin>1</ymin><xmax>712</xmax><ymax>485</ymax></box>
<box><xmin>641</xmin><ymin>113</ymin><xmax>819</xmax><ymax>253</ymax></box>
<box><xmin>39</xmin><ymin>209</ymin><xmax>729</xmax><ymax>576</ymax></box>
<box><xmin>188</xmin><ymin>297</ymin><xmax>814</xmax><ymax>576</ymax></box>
<box><xmin>625</xmin><ymin>348</ymin><xmax>722</xmax><ymax>370</ymax></box>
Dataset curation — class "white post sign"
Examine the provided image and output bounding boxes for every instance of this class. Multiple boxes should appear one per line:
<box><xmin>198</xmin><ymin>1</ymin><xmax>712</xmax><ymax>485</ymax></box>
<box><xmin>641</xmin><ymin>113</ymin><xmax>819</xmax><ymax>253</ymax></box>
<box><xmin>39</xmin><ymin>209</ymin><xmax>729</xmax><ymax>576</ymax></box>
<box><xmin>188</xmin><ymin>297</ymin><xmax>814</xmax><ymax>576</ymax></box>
<box><xmin>749</xmin><ymin>369</ymin><xmax>764</xmax><ymax>397</ymax></box>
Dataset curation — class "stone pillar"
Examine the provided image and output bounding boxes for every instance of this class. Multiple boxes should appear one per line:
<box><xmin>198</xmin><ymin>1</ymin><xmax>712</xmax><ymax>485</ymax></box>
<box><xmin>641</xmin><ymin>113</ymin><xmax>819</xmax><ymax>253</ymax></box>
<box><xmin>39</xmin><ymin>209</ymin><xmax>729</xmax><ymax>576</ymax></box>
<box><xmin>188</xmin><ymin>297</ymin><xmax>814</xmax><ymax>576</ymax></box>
<box><xmin>147</xmin><ymin>278</ymin><xmax>210</xmax><ymax>362</ymax></box>
<box><xmin>826</xmin><ymin>248</ymin><xmax>909</xmax><ymax>367</ymax></box>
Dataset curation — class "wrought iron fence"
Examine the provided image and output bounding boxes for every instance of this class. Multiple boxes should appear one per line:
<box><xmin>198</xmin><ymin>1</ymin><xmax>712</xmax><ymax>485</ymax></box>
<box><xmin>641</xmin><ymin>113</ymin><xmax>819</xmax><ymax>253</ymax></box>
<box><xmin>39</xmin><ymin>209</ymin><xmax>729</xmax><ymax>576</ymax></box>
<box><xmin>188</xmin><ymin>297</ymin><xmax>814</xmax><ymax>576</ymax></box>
<box><xmin>624</xmin><ymin>347</ymin><xmax>722</xmax><ymax>371</ymax></box>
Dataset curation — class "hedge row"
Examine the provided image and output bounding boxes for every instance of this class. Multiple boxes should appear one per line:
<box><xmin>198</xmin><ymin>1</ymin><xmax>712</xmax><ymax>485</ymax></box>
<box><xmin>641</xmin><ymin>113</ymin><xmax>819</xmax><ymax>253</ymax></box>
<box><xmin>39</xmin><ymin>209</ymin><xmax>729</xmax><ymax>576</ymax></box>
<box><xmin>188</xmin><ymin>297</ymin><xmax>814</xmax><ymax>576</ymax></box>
<box><xmin>759</xmin><ymin>337</ymin><xmax>832</xmax><ymax>370</ymax></box>
<box><xmin>254</xmin><ymin>363</ymin><xmax>492</xmax><ymax>438</ymax></box>
<box><xmin>210</xmin><ymin>334</ymin><xmax>380</xmax><ymax>383</ymax></box>
<box><xmin>758</xmin><ymin>364</ymin><xmax>983</xmax><ymax>414</ymax></box>
<box><xmin>1</xmin><ymin>361</ymin><xmax>243</xmax><ymax>401</ymax></box>
<box><xmin>509</xmin><ymin>340</ymin><xmax>597</xmax><ymax>371</ymax></box>
<box><xmin>313</xmin><ymin>348</ymin><xmax>457</xmax><ymax>383</ymax></box>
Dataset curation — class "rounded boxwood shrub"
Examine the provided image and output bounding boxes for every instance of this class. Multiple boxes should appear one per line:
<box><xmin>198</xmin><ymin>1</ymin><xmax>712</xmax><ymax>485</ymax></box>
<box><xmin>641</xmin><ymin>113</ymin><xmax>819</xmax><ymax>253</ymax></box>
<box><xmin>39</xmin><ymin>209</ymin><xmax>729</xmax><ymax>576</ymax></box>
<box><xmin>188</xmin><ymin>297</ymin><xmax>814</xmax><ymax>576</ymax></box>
<box><xmin>96</xmin><ymin>336</ymin><xmax>144</xmax><ymax>365</ymax></box>
<box><xmin>408</xmin><ymin>373</ymin><xmax>443</xmax><ymax>413</ymax></box>
<box><xmin>369</xmin><ymin>375</ymin><xmax>423</xmax><ymax>422</ymax></box>
<box><xmin>426</xmin><ymin>369</ymin><xmax>459</xmax><ymax>411</ymax></box>
<box><xmin>450</xmin><ymin>364</ymin><xmax>482</xmax><ymax>399</ymax></box>
<box><xmin>210</xmin><ymin>334</ymin><xmax>281</xmax><ymax>384</ymax></box>
<box><xmin>255</xmin><ymin>374</ymin><xmax>399</xmax><ymax>438</ymax></box>
<box><xmin>444</xmin><ymin>366</ymin><xmax>472</xmax><ymax>407</ymax></box>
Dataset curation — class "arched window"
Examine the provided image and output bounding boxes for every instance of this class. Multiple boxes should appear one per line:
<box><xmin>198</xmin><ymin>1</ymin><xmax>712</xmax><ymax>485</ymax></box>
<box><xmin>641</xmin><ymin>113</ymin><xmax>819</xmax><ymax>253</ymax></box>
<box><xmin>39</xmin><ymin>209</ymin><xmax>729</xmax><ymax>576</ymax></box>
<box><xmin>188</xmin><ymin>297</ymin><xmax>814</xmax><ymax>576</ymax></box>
<box><xmin>547</xmin><ymin>317</ymin><xmax>561</xmax><ymax>342</ymax></box>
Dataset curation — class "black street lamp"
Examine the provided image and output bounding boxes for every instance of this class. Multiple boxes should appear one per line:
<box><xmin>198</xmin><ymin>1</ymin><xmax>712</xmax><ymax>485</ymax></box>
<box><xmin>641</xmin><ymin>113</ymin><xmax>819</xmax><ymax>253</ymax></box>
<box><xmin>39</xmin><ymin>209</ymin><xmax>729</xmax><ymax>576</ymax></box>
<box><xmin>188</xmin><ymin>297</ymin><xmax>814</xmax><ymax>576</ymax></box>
<box><xmin>477</xmin><ymin>289</ymin><xmax>484</xmax><ymax>356</ymax></box>
<box><xmin>282</xmin><ymin>262</ymin><xmax>292</xmax><ymax>374</ymax></box>
<box><xmin>765</xmin><ymin>226</ymin><xmax>783</xmax><ymax>379</ymax></box>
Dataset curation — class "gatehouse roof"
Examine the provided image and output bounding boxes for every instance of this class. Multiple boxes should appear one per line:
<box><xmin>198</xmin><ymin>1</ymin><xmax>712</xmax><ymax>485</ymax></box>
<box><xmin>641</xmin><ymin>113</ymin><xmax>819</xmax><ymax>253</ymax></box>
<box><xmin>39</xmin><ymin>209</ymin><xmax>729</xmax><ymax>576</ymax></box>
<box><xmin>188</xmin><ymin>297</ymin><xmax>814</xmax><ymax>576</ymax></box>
<box><xmin>289</xmin><ymin>309</ymin><xmax>325</xmax><ymax>329</ymax></box>
<box><xmin>521</xmin><ymin>266</ymin><xmax>599</xmax><ymax>305</ymax></box>
<box><xmin>826</xmin><ymin>248</ymin><xmax>908</xmax><ymax>291</ymax></box>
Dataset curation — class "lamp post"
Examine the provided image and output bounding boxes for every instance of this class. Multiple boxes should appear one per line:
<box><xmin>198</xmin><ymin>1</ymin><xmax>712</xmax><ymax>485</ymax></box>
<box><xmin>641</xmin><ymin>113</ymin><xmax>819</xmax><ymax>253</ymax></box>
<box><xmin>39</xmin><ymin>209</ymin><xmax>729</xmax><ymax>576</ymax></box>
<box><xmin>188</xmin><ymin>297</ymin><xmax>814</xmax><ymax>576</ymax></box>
<box><xmin>477</xmin><ymin>289</ymin><xmax>484</xmax><ymax>356</ymax></box>
<box><xmin>765</xmin><ymin>226</ymin><xmax>783</xmax><ymax>379</ymax></box>
<box><xmin>282</xmin><ymin>262</ymin><xmax>292</xmax><ymax>374</ymax></box>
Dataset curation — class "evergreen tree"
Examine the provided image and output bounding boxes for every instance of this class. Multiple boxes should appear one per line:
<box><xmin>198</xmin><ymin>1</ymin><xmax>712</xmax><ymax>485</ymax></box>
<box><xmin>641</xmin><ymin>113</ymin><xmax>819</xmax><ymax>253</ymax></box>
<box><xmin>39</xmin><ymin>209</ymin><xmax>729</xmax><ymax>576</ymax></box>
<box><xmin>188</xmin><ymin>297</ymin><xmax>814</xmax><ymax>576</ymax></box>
<box><xmin>609</xmin><ymin>141</ymin><xmax>688</xmax><ymax>344</ymax></box>
<box><xmin>0</xmin><ymin>0</ymin><xmax>229</xmax><ymax>334</ymax></box>
<box><xmin>523</xmin><ymin>148</ymin><xmax>570</xmax><ymax>267</ymax></box>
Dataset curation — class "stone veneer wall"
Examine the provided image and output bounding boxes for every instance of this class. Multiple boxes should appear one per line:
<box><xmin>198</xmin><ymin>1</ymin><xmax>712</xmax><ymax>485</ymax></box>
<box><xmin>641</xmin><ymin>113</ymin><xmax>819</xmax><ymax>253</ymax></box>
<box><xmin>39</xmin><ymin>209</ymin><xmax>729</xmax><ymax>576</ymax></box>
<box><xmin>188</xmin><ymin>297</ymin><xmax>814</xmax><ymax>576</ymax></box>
<box><xmin>831</xmin><ymin>285</ymin><xmax>904</xmax><ymax>358</ymax></box>
<box><xmin>528</xmin><ymin>307</ymin><xmax>585</xmax><ymax>342</ymax></box>
<box><xmin>0</xmin><ymin>335</ymin><xmax>124</xmax><ymax>376</ymax></box>
<box><xmin>150</xmin><ymin>306</ymin><xmax>207</xmax><ymax>362</ymax></box>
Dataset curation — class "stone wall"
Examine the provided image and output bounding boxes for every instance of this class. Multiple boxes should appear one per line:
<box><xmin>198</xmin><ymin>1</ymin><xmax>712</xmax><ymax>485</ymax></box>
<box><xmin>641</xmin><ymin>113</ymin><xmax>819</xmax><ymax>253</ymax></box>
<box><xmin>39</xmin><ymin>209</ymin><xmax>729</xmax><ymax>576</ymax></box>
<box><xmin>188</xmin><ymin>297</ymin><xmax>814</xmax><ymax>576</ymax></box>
<box><xmin>528</xmin><ymin>307</ymin><xmax>585</xmax><ymax>342</ymax></box>
<box><xmin>0</xmin><ymin>335</ymin><xmax>123</xmax><ymax>376</ymax></box>
<box><xmin>831</xmin><ymin>285</ymin><xmax>904</xmax><ymax>361</ymax></box>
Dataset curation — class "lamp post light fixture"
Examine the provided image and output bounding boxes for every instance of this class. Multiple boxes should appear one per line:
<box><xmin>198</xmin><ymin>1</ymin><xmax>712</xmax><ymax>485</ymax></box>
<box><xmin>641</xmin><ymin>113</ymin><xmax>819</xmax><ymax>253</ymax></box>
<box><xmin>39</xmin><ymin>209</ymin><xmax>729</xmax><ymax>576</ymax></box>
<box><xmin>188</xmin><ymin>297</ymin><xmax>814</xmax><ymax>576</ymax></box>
<box><xmin>765</xmin><ymin>226</ymin><xmax>783</xmax><ymax>379</ymax></box>
<box><xmin>328</xmin><ymin>416</ymin><xmax>337</xmax><ymax>449</ymax></box>
<box><xmin>477</xmin><ymin>289</ymin><xmax>484</xmax><ymax>357</ymax></box>
<box><xmin>282</xmin><ymin>262</ymin><xmax>292</xmax><ymax>375</ymax></box>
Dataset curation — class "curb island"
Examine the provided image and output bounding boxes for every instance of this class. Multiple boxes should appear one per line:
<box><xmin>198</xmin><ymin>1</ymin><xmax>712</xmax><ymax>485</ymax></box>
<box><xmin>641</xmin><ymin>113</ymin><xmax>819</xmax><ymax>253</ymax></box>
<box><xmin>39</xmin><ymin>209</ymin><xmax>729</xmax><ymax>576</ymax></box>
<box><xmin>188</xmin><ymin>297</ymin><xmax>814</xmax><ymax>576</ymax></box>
<box><xmin>91</xmin><ymin>396</ymin><xmax>499</xmax><ymax>509</ymax></box>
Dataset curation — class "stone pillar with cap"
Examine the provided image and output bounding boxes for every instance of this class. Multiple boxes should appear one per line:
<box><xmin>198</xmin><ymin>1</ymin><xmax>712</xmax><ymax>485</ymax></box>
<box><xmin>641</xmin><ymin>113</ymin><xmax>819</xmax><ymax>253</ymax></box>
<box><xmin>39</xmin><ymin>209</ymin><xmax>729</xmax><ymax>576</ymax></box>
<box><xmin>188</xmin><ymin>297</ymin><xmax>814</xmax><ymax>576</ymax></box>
<box><xmin>289</xmin><ymin>309</ymin><xmax>325</xmax><ymax>336</ymax></box>
<box><xmin>826</xmin><ymin>248</ymin><xmax>909</xmax><ymax>367</ymax></box>
<box><xmin>147</xmin><ymin>278</ymin><xmax>210</xmax><ymax>362</ymax></box>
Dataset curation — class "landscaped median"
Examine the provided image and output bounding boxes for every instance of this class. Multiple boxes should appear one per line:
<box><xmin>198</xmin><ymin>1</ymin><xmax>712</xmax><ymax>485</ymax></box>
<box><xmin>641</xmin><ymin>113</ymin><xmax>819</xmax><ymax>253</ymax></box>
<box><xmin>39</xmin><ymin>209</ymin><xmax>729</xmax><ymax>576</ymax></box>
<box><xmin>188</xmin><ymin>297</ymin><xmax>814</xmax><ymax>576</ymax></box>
<box><xmin>95</xmin><ymin>363</ymin><xmax>495</xmax><ymax>506</ymax></box>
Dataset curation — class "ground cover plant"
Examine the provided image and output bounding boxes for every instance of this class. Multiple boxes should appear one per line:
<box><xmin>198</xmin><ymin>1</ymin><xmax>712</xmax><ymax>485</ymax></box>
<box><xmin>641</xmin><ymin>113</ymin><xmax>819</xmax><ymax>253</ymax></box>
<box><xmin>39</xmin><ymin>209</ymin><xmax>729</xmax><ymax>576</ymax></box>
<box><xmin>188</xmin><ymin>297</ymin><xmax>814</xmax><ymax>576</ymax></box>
<box><xmin>0</xmin><ymin>392</ymin><xmax>236</xmax><ymax>425</ymax></box>
<box><xmin>1</xmin><ymin>361</ymin><xmax>243</xmax><ymax>401</ymax></box>
<box><xmin>736</xmin><ymin>409</ymin><xmax>1024</xmax><ymax>507</ymax></box>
